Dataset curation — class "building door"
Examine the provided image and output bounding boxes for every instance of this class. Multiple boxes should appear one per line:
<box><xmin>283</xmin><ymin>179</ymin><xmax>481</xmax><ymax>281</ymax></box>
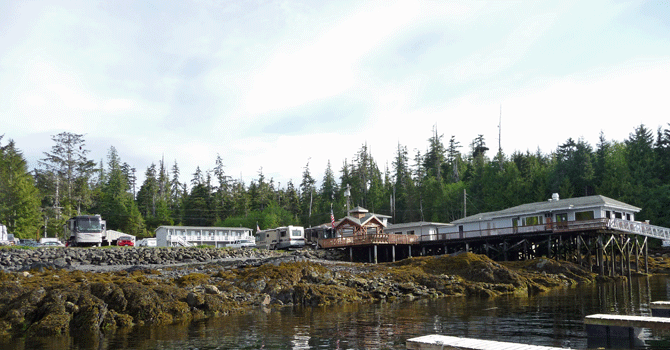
<box><xmin>512</xmin><ymin>218</ymin><xmax>519</xmax><ymax>233</ymax></box>
<box><xmin>556</xmin><ymin>213</ymin><xmax>568</xmax><ymax>229</ymax></box>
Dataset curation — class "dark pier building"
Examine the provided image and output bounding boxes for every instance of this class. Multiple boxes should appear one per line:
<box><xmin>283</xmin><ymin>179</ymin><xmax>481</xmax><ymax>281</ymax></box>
<box><xmin>317</xmin><ymin>194</ymin><xmax>670</xmax><ymax>276</ymax></box>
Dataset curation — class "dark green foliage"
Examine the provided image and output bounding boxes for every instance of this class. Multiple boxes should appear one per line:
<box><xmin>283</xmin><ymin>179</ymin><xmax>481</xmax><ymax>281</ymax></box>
<box><xmin>3</xmin><ymin>122</ymin><xmax>670</xmax><ymax>240</ymax></box>
<box><xmin>38</xmin><ymin>132</ymin><xmax>97</xmax><ymax>218</ymax></box>
<box><xmin>0</xmin><ymin>137</ymin><xmax>41</xmax><ymax>238</ymax></box>
<box><xmin>95</xmin><ymin>146</ymin><xmax>145</xmax><ymax>236</ymax></box>
<box><xmin>218</xmin><ymin>202</ymin><xmax>297</xmax><ymax>231</ymax></box>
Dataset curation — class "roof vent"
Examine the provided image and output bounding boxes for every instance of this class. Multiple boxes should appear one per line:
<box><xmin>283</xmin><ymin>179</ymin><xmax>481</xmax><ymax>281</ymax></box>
<box><xmin>551</xmin><ymin>193</ymin><xmax>559</xmax><ymax>202</ymax></box>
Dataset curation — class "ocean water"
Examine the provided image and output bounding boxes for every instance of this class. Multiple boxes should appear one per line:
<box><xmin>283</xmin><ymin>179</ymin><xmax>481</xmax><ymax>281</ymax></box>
<box><xmin>4</xmin><ymin>275</ymin><xmax>670</xmax><ymax>350</ymax></box>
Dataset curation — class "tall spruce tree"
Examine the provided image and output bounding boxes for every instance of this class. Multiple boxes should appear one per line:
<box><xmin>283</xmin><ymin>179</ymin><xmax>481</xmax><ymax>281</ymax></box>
<box><xmin>299</xmin><ymin>160</ymin><xmax>316</xmax><ymax>226</ymax></box>
<box><xmin>136</xmin><ymin>163</ymin><xmax>158</xmax><ymax>225</ymax></box>
<box><xmin>317</xmin><ymin>161</ymin><xmax>339</xmax><ymax>224</ymax></box>
<box><xmin>392</xmin><ymin>143</ymin><xmax>412</xmax><ymax>222</ymax></box>
<box><xmin>446</xmin><ymin>135</ymin><xmax>462</xmax><ymax>183</ymax></box>
<box><xmin>423</xmin><ymin>126</ymin><xmax>446</xmax><ymax>181</ymax></box>
<box><xmin>39</xmin><ymin>132</ymin><xmax>96</xmax><ymax>216</ymax></box>
<box><xmin>99</xmin><ymin>146</ymin><xmax>144</xmax><ymax>235</ymax></box>
<box><xmin>0</xmin><ymin>137</ymin><xmax>41</xmax><ymax>238</ymax></box>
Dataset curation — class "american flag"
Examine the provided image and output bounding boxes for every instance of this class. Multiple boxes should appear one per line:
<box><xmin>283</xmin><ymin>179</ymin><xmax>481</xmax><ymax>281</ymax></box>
<box><xmin>330</xmin><ymin>209</ymin><xmax>335</xmax><ymax>228</ymax></box>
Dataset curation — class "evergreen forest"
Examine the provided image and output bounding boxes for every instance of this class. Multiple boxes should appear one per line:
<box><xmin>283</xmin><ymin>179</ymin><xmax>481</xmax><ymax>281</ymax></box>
<box><xmin>1</xmin><ymin>123</ymin><xmax>670</xmax><ymax>241</ymax></box>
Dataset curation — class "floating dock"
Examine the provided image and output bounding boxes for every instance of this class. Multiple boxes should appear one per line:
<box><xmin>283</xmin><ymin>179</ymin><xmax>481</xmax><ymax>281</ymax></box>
<box><xmin>651</xmin><ymin>301</ymin><xmax>670</xmax><ymax>317</ymax></box>
<box><xmin>584</xmin><ymin>313</ymin><xmax>670</xmax><ymax>348</ymax></box>
<box><xmin>584</xmin><ymin>313</ymin><xmax>670</xmax><ymax>332</ymax></box>
<box><xmin>406</xmin><ymin>335</ymin><xmax>570</xmax><ymax>350</ymax></box>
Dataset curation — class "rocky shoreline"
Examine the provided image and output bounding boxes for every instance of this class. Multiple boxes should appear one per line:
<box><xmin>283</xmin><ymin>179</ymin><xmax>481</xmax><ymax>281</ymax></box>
<box><xmin>0</xmin><ymin>246</ymin><xmax>298</xmax><ymax>272</ymax></box>
<box><xmin>0</xmin><ymin>246</ymin><xmax>619</xmax><ymax>339</ymax></box>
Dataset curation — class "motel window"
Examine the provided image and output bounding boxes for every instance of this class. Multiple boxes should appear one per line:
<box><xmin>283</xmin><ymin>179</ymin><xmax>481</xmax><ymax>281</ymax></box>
<box><xmin>575</xmin><ymin>211</ymin><xmax>594</xmax><ymax>221</ymax></box>
<box><xmin>614</xmin><ymin>212</ymin><xmax>623</xmax><ymax>219</ymax></box>
<box><xmin>627</xmin><ymin>213</ymin><xmax>631</xmax><ymax>221</ymax></box>
<box><xmin>556</xmin><ymin>213</ymin><xmax>568</xmax><ymax>222</ymax></box>
<box><xmin>523</xmin><ymin>216</ymin><xmax>540</xmax><ymax>226</ymax></box>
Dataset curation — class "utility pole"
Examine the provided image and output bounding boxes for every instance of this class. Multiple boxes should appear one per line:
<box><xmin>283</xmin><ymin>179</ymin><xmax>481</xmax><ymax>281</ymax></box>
<box><xmin>54</xmin><ymin>175</ymin><xmax>61</xmax><ymax>220</ymax></box>
<box><xmin>498</xmin><ymin>104</ymin><xmax>503</xmax><ymax>170</ymax></box>
<box><xmin>463</xmin><ymin>189</ymin><xmax>467</xmax><ymax>218</ymax></box>
<box><xmin>392</xmin><ymin>186</ymin><xmax>396</xmax><ymax>222</ymax></box>
<box><xmin>498</xmin><ymin>104</ymin><xmax>502</xmax><ymax>154</ymax></box>
<box><xmin>344</xmin><ymin>184</ymin><xmax>351</xmax><ymax>214</ymax></box>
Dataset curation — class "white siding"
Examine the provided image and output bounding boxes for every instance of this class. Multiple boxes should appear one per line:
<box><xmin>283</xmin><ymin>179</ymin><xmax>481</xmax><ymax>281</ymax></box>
<box><xmin>155</xmin><ymin>226</ymin><xmax>254</xmax><ymax>247</ymax></box>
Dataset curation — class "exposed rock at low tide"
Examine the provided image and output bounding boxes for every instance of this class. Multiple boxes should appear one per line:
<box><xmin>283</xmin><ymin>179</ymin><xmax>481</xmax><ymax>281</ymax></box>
<box><xmin>0</xmin><ymin>247</ymin><xmax>599</xmax><ymax>339</ymax></box>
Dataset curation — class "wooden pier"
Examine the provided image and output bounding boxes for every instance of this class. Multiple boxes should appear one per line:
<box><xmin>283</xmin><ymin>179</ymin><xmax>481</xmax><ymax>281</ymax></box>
<box><xmin>406</xmin><ymin>335</ymin><xmax>570</xmax><ymax>350</ymax></box>
<box><xmin>314</xmin><ymin>197</ymin><xmax>670</xmax><ymax>275</ymax></box>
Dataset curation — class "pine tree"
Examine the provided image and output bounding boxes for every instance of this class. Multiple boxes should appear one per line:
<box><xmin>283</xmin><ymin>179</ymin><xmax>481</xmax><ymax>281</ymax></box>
<box><xmin>392</xmin><ymin>143</ymin><xmax>413</xmax><ymax>222</ymax></box>
<box><xmin>282</xmin><ymin>180</ymin><xmax>300</xmax><ymax>219</ymax></box>
<box><xmin>99</xmin><ymin>146</ymin><xmax>144</xmax><ymax>234</ymax></box>
<box><xmin>39</xmin><ymin>132</ymin><xmax>96</xmax><ymax>216</ymax></box>
<box><xmin>423</xmin><ymin>125</ymin><xmax>446</xmax><ymax>180</ymax></box>
<box><xmin>169</xmin><ymin>161</ymin><xmax>184</xmax><ymax>223</ymax></box>
<box><xmin>446</xmin><ymin>135</ymin><xmax>462</xmax><ymax>183</ymax></box>
<box><xmin>213</xmin><ymin>154</ymin><xmax>232</xmax><ymax>221</ymax></box>
<box><xmin>136</xmin><ymin>163</ymin><xmax>158</xmax><ymax>219</ymax></box>
<box><xmin>299</xmin><ymin>160</ymin><xmax>316</xmax><ymax>225</ymax></box>
<box><xmin>0</xmin><ymin>138</ymin><xmax>41</xmax><ymax>238</ymax></box>
<box><xmin>314</xmin><ymin>161</ymin><xmax>336</xmax><ymax>218</ymax></box>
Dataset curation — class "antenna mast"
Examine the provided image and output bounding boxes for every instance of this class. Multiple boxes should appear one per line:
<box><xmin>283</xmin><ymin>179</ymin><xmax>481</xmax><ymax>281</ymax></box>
<box><xmin>498</xmin><ymin>104</ymin><xmax>502</xmax><ymax>154</ymax></box>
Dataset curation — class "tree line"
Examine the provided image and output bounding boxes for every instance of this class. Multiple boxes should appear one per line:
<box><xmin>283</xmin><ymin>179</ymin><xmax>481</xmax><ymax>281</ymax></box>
<box><xmin>1</xmin><ymin>123</ymin><xmax>670</xmax><ymax>240</ymax></box>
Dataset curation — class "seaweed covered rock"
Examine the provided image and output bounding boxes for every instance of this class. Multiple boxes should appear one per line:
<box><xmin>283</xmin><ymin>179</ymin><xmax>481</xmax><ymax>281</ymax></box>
<box><xmin>0</xmin><ymin>251</ymin><xmax>599</xmax><ymax>339</ymax></box>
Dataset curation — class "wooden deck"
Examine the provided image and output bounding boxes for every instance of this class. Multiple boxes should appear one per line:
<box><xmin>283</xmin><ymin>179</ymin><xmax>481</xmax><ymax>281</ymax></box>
<box><xmin>319</xmin><ymin>233</ymin><xmax>419</xmax><ymax>249</ymax></box>
<box><xmin>320</xmin><ymin>218</ymin><xmax>670</xmax><ymax>250</ymax></box>
<box><xmin>406</xmin><ymin>335</ymin><xmax>571</xmax><ymax>350</ymax></box>
<box><xmin>426</xmin><ymin>218</ymin><xmax>670</xmax><ymax>244</ymax></box>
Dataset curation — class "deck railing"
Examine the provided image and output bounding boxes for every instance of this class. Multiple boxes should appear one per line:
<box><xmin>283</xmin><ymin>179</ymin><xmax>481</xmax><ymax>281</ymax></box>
<box><xmin>168</xmin><ymin>235</ymin><xmax>193</xmax><ymax>247</ymax></box>
<box><xmin>606</xmin><ymin>219</ymin><xmax>670</xmax><ymax>240</ymax></box>
<box><xmin>317</xmin><ymin>219</ymin><xmax>670</xmax><ymax>249</ymax></box>
<box><xmin>419</xmin><ymin>218</ymin><xmax>670</xmax><ymax>243</ymax></box>
<box><xmin>319</xmin><ymin>233</ymin><xmax>419</xmax><ymax>249</ymax></box>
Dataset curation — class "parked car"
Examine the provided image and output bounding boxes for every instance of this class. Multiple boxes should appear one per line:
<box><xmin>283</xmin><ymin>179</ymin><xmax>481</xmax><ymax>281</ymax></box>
<box><xmin>117</xmin><ymin>236</ymin><xmax>134</xmax><ymax>246</ymax></box>
<box><xmin>137</xmin><ymin>238</ymin><xmax>157</xmax><ymax>247</ymax></box>
<box><xmin>18</xmin><ymin>239</ymin><xmax>38</xmax><ymax>247</ymax></box>
<box><xmin>38</xmin><ymin>239</ymin><xmax>65</xmax><ymax>247</ymax></box>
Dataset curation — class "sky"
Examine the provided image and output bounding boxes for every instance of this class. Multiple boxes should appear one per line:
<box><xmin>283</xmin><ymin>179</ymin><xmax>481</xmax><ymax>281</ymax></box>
<box><xmin>1</xmin><ymin>1</ymin><xmax>669</xmax><ymax>190</ymax></box>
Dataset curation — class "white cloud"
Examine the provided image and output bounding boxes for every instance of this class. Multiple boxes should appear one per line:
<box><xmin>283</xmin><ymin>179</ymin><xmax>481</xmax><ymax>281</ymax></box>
<box><xmin>242</xmin><ymin>2</ymin><xmax>424</xmax><ymax>117</ymax></box>
<box><xmin>2</xmin><ymin>0</ymin><xmax>670</xmax><ymax>190</ymax></box>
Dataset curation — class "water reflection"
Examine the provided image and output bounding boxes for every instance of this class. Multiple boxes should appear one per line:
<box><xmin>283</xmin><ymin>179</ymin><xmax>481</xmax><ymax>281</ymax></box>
<box><xmin>3</xmin><ymin>276</ymin><xmax>670</xmax><ymax>349</ymax></box>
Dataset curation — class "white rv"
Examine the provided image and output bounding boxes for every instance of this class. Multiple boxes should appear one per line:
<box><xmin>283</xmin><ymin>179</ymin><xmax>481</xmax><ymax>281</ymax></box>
<box><xmin>255</xmin><ymin>225</ymin><xmax>305</xmax><ymax>250</ymax></box>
